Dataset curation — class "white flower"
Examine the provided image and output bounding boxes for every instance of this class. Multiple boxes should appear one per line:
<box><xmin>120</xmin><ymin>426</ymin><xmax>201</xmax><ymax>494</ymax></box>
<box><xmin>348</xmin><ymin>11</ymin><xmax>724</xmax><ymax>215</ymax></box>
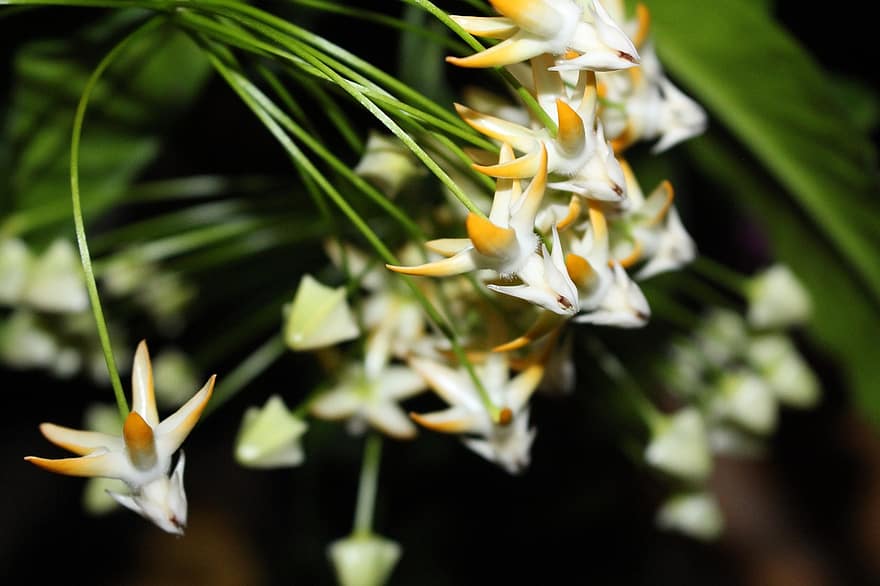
<box><xmin>409</xmin><ymin>353</ymin><xmax>543</xmax><ymax>474</ymax></box>
<box><xmin>747</xmin><ymin>335</ymin><xmax>820</xmax><ymax>408</ymax></box>
<box><xmin>0</xmin><ymin>310</ymin><xmax>58</xmax><ymax>369</ymax></box>
<box><xmin>695</xmin><ymin>308</ymin><xmax>749</xmax><ymax>366</ymax></box>
<box><xmin>354</xmin><ymin>131</ymin><xmax>425</xmax><ymax>197</ymax></box>
<box><xmin>309</xmin><ymin>362</ymin><xmax>426</xmax><ymax>440</ymax></box>
<box><xmin>656</xmin><ymin>491</ymin><xmax>724</xmax><ymax>541</ymax></box>
<box><xmin>328</xmin><ymin>533</ymin><xmax>401</xmax><ymax>586</ymax></box>
<box><xmin>25</xmin><ymin>340</ymin><xmax>216</xmax><ymax>534</ymax></box>
<box><xmin>568</xmin><ymin>207</ymin><xmax>650</xmax><ymax>327</ymax></box>
<box><xmin>746</xmin><ymin>264</ymin><xmax>812</xmax><ymax>330</ymax></box>
<box><xmin>235</xmin><ymin>395</ymin><xmax>308</xmax><ymax>468</ymax></box>
<box><xmin>387</xmin><ymin>145</ymin><xmax>579</xmax><ymax>316</ymax></box>
<box><xmin>0</xmin><ymin>237</ymin><xmax>32</xmax><ymax>304</ymax></box>
<box><xmin>711</xmin><ymin>369</ymin><xmax>778</xmax><ymax>436</ymax></box>
<box><xmin>20</xmin><ymin>239</ymin><xmax>89</xmax><ymax>313</ymax></box>
<box><xmin>284</xmin><ymin>274</ymin><xmax>361</xmax><ymax>351</ymax></box>
<box><xmin>645</xmin><ymin>408</ymin><xmax>712</xmax><ymax>483</ymax></box>
<box><xmin>448</xmin><ymin>0</ymin><xmax>638</xmax><ymax>71</ymax></box>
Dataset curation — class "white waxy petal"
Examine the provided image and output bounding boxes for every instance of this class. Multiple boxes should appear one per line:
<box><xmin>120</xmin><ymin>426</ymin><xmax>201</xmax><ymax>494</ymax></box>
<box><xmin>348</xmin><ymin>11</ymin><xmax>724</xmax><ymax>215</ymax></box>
<box><xmin>747</xmin><ymin>335</ymin><xmax>820</xmax><ymax>409</ymax></box>
<box><xmin>364</xmin><ymin>402</ymin><xmax>418</xmax><ymax>439</ymax></box>
<box><xmin>284</xmin><ymin>274</ymin><xmax>361</xmax><ymax>351</ymax></box>
<box><xmin>713</xmin><ymin>370</ymin><xmax>778</xmax><ymax>436</ymax></box>
<box><xmin>21</xmin><ymin>239</ymin><xmax>89</xmax><ymax>313</ymax></box>
<box><xmin>310</xmin><ymin>386</ymin><xmax>362</xmax><ymax>420</ymax></box>
<box><xmin>131</xmin><ymin>340</ymin><xmax>159</xmax><ymax>427</ymax></box>
<box><xmin>378</xmin><ymin>365</ymin><xmax>428</xmax><ymax>401</ymax></box>
<box><xmin>409</xmin><ymin>357</ymin><xmax>483</xmax><ymax>413</ymax></box>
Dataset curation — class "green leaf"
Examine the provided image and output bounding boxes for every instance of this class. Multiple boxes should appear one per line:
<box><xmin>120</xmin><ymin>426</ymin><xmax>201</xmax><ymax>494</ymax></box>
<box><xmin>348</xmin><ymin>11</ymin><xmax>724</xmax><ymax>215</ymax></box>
<box><xmin>646</xmin><ymin>0</ymin><xmax>880</xmax><ymax>306</ymax></box>
<box><xmin>688</xmin><ymin>132</ymin><xmax>880</xmax><ymax>424</ymax></box>
<box><xmin>1</xmin><ymin>13</ymin><xmax>211</xmax><ymax>235</ymax></box>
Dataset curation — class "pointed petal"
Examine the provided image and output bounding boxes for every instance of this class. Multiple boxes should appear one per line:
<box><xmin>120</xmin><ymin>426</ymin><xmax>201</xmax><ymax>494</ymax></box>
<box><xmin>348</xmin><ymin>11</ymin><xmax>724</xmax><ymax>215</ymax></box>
<box><xmin>465</xmin><ymin>213</ymin><xmax>517</xmax><ymax>258</ymax></box>
<box><xmin>446</xmin><ymin>35</ymin><xmax>549</xmax><ymax>69</ymax></box>
<box><xmin>39</xmin><ymin>422</ymin><xmax>121</xmax><ymax>456</ymax></box>
<box><xmin>408</xmin><ymin>357</ymin><xmax>481</xmax><ymax>412</ymax></box>
<box><xmin>450</xmin><ymin>15</ymin><xmax>517</xmax><ymax>39</ymax></box>
<box><xmin>425</xmin><ymin>238</ymin><xmax>472</xmax><ymax>257</ymax></box>
<box><xmin>556</xmin><ymin>195</ymin><xmax>583</xmax><ymax>231</ymax></box>
<box><xmin>473</xmin><ymin>150</ymin><xmax>542</xmax><ymax>179</ymax></box>
<box><xmin>380</xmin><ymin>366</ymin><xmax>428</xmax><ymax>400</ymax></box>
<box><xmin>454</xmin><ymin>103</ymin><xmax>536</xmax><ymax>152</ymax></box>
<box><xmin>132</xmin><ymin>340</ymin><xmax>159</xmax><ymax>427</ymax></box>
<box><xmin>633</xmin><ymin>3</ymin><xmax>651</xmax><ymax>49</ymax></box>
<box><xmin>410</xmin><ymin>407</ymin><xmax>483</xmax><ymax>434</ymax></box>
<box><xmin>565</xmin><ymin>253</ymin><xmax>594</xmax><ymax>289</ymax></box>
<box><xmin>506</xmin><ymin>364</ymin><xmax>544</xmax><ymax>412</ymax></box>
<box><xmin>364</xmin><ymin>403</ymin><xmax>418</xmax><ymax>439</ymax></box>
<box><xmin>385</xmin><ymin>250</ymin><xmax>478</xmax><ymax>277</ymax></box>
<box><xmin>488</xmin><ymin>143</ymin><xmax>518</xmax><ymax>224</ymax></box>
<box><xmin>155</xmin><ymin>375</ymin><xmax>215</xmax><ymax>456</ymax></box>
<box><xmin>509</xmin><ymin>145</ymin><xmax>548</xmax><ymax>235</ymax></box>
<box><xmin>641</xmin><ymin>180</ymin><xmax>675</xmax><ymax>227</ymax></box>
<box><xmin>489</xmin><ymin>0</ymin><xmax>563</xmax><ymax>37</ymax></box>
<box><xmin>25</xmin><ymin>449</ymin><xmax>126</xmax><ymax>478</ymax></box>
<box><xmin>492</xmin><ymin>311</ymin><xmax>566</xmax><ymax>353</ymax></box>
<box><xmin>556</xmin><ymin>99</ymin><xmax>586</xmax><ymax>157</ymax></box>
<box><xmin>123</xmin><ymin>411</ymin><xmax>157</xmax><ymax>471</ymax></box>
<box><xmin>310</xmin><ymin>387</ymin><xmax>362</xmax><ymax>420</ymax></box>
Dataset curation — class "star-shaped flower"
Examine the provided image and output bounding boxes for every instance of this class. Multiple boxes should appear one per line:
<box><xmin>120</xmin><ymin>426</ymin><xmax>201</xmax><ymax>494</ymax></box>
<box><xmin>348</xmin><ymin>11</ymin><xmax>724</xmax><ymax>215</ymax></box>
<box><xmin>448</xmin><ymin>0</ymin><xmax>638</xmax><ymax>72</ymax></box>
<box><xmin>386</xmin><ymin>144</ymin><xmax>578</xmax><ymax>316</ymax></box>
<box><xmin>409</xmin><ymin>353</ymin><xmax>544</xmax><ymax>474</ymax></box>
<box><xmin>309</xmin><ymin>361</ymin><xmax>427</xmax><ymax>440</ymax></box>
<box><xmin>25</xmin><ymin>340</ymin><xmax>215</xmax><ymax>534</ymax></box>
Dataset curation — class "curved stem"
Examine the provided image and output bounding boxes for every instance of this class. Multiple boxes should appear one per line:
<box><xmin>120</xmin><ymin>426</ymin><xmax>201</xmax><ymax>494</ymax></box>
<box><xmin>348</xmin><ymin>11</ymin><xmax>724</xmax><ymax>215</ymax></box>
<box><xmin>71</xmin><ymin>16</ymin><xmax>167</xmax><ymax>420</ymax></box>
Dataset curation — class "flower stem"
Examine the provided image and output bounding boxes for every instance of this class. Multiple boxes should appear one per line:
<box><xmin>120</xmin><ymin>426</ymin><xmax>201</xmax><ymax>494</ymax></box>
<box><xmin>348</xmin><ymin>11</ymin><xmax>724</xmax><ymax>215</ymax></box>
<box><xmin>691</xmin><ymin>255</ymin><xmax>748</xmax><ymax>296</ymax></box>
<box><xmin>353</xmin><ymin>432</ymin><xmax>383</xmax><ymax>536</ymax></box>
<box><xmin>71</xmin><ymin>17</ymin><xmax>167</xmax><ymax>420</ymax></box>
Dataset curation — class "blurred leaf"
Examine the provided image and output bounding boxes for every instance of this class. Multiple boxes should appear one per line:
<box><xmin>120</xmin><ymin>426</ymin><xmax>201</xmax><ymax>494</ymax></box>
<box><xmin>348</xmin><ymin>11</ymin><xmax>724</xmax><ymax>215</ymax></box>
<box><xmin>646</xmin><ymin>0</ymin><xmax>880</xmax><ymax>306</ymax></box>
<box><xmin>831</xmin><ymin>75</ymin><xmax>880</xmax><ymax>134</ymax></box>
<box><xmin>1</xmin><ymin>13</ymin><xmax>211</xmax><ymax>233</ymax></box>
<box><xmin>397</xmin><ymin>4</ymin><xmax>455</xmax><ymax>107</ymax></box>
<box><xmin>688</xmin><ymin>132</ymin><xmax>880</xmax><ymax>424</ymax></box>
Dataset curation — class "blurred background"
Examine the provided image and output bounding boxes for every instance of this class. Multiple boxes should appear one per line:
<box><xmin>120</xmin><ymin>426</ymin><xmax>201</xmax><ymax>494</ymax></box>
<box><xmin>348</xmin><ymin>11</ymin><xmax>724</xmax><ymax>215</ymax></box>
<box><xmin>2</xmin><ymin>1</ymin><xmax>879</xmax><ymax>584</ymax></box>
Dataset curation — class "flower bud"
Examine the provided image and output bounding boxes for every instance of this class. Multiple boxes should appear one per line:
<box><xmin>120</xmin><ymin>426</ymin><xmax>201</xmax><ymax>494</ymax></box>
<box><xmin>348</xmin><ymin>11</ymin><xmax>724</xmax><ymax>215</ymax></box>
<box><xmin>696</xmin><ymin>308</ymin><xmax>748</xmax><ymax>366</ymax></box>
<box><xmin>0</xmin><ymin>310</ymin><xmax>57</xmax><ymax>369</ymax></box>
<box><xmin>645</xmin><ymin>408</ymin><xmax>711</xmax><ymax>483</ymax></box>
<box><xmin>712</xmin><ymin>370</ymin><xmax>778</xmax><ymax>435</ymax></box>
<box><xmin>328</xmin><ymin>533</ymin><xmax>401</xmax><ymax>586</ymax></box>
<box><xmin>747</xmin><ymin>335</ymin><xmax>820</xmax><ymax>408</ymax></box>
<box><xmin>746</xmin><ymin>264</ymin><xmax>811</xmax><ymax>330</ymax></box>
<box><xmin>354</xmin><ymin>131</ymin><xmax>424</xmax><ymax>198</ymax></box>
<box><xmin>235</xmin><ymin>395</ymin><xmax>308</xmax><ymax>468</ymax></box>
<box><xmin>153</xmin><ymin>348</ymin><xmax>201</xmax><ymax>408</ymax></box>
<box><xmin>656</xmin><ymin>492</ymin><xmax>724</xmax><ymax>541</ymax></box>
<box><xmin>284</xmin><ymin>274</ymin><xmax>360</xmax><ymax>351</ymax></box>
<box><xmin>0</xmin><ymin>237</ymin><xmax>32</xmax><ymax>304</ymax></box>
<box><xmin>21</xmin><ymin>239</ymin><xmax>88</xmax><ymax>313</ymax></box>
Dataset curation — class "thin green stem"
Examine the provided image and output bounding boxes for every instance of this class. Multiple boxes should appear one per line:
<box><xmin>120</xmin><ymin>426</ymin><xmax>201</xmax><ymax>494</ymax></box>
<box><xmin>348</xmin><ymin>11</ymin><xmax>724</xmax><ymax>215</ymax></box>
<box><xmin>691</xmin><ymin>255</ymin><xmax>748</xmax><ymax>296</ymax></box>
<box><xmin>71</xmin><ymin>17</ymin><xmax>167</xmax><ymax>419</ymax></box>
<box><xmin>205</xmin><ymin>43</ymin><xmax>501</xmax><ymax>421</ymax></box>
<box><xmin>353</xmin><ymin>432</ymin><xmax>382</xmax><ymax>536</ymax></box>
<box><xmin>206</xmin><ymin>334</ymin><xmax>287</xmax><ymax>416</ymax></box>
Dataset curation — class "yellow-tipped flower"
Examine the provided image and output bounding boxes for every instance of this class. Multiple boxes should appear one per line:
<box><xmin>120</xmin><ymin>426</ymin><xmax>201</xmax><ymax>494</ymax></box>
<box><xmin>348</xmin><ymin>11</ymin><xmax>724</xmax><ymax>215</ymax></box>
<box><xmin>25</xmin><ymin>340</ymin><xmax>215</xmax><ymax>534</ymax></box>
<box><xmin>448</xmin><ymin>0</ymin><xmax>638</xmax><ymax>72</ymax></box>
<box><xmin>409</xmin><ymin>353</ymin><xmax>544</xmax><ymax>474</ymax></box>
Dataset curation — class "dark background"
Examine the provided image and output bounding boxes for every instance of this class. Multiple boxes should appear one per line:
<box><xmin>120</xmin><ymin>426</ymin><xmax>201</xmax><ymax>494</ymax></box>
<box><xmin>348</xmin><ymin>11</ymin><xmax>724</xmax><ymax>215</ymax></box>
<box><xmin>2</xmin><ymin>1</ymin><xmax>879</xmax><ymax>585</ymax></box>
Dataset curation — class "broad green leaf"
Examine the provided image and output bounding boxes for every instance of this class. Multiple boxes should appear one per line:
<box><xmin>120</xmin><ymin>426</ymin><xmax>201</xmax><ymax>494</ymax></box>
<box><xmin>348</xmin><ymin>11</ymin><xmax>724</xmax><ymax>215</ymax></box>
<box><xmin>1</xmin><ymin>14</ymin><xmax>211</xmax><ymax>235</ymax></box>
<box><xmin>688</xmin><ymin>133</ymin><xmax>880</xmax><ymax>424</ymax></box>
<box><xmin>646</xmin><ymin>0</ymin><xmax>880</xmax><ymax>306</ymax></box>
